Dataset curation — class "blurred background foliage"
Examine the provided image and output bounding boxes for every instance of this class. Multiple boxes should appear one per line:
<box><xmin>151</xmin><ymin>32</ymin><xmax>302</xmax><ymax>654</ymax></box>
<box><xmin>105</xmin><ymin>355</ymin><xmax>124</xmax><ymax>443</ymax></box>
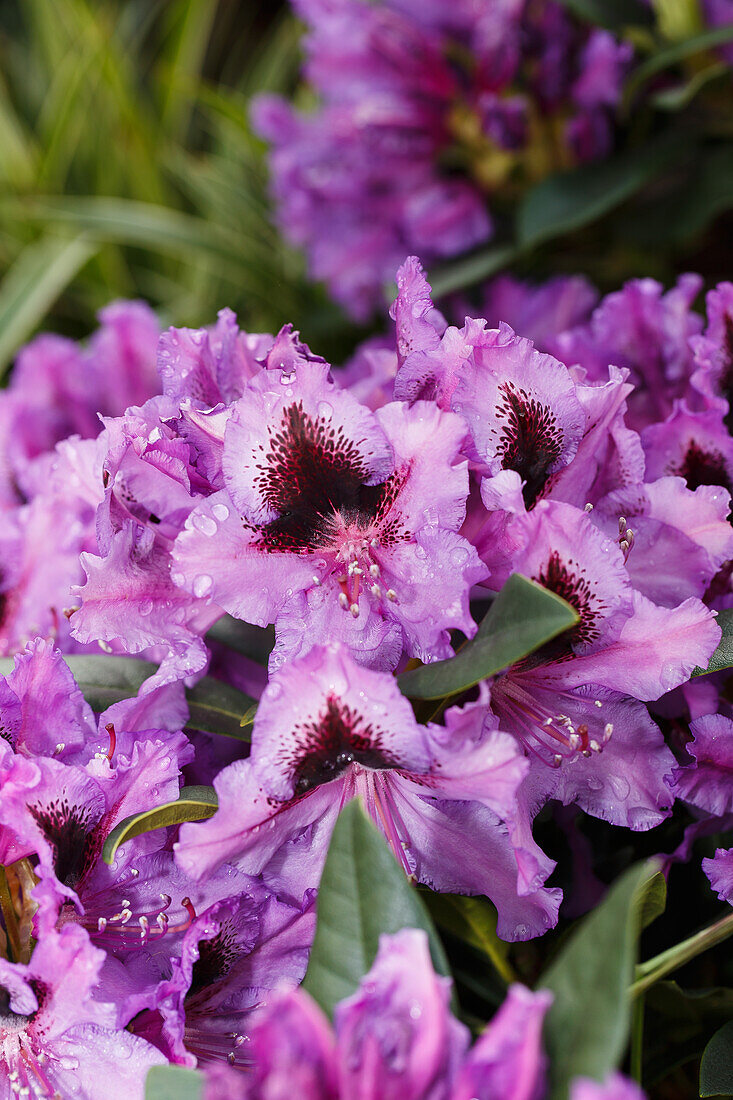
<box><xmin>0</xmin><ymin>0</ymin><xmax>732</xmax><ymax>371</ymax></box>
<box><xmin>0</xmin><ymin>0</ymin><xmax>364</xmax><ymax>368</ymax></box>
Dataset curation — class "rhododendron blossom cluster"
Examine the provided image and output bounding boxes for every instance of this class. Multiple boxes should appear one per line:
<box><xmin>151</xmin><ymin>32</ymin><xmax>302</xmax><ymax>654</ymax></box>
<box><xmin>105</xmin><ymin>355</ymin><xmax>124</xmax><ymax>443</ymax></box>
<box><xmin>0</xmin><ymin>245</ymin><xmax>730</xmax><ymax>1097</ymax></box>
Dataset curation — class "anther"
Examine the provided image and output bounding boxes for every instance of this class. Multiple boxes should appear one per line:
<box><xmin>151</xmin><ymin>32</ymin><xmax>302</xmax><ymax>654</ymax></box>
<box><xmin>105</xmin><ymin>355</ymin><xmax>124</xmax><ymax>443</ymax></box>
<box><xmin>97</xmin><ymin>917</ymin><xmax>107</xmax><ymax>933</ymax></box>
<box><xmin>53</xmin><ymin>743</ymin><xmax>65</xmax><ymax>755</ymax></box>
<box><xmin>604</xmin><ymin>722</ymin><xmax>613</xmax><ymax>740</ymax></box>
<box><xmin>386</xmin><ymin>589</ymin><xmax>397</xmax><ymax>601</ymax></box>
<box><xmin>589</xmin><ymin>739</ymin><xmax>601</xmax><ymax>753</ymax></box>
<box><xmin>370</xmin><ymin>584</ymin><xmax>381</xmax><ymax>598</ymax></box>
<box><xmin>349</xmin><ymin>603</ymin><xmax>360</xmax><ymax>618</ymax></box>
<box><xmin>369</xmin><ymin>563</ymin><xmax>380</xmax><ymax>578</ymax></box>
<box><xmin>594</xmin><ymin>700</ymin><xmax>602</xmax><ymax>708</ymax></box>
<box><xmin>584</xmin><ymin>502</ymin><xmax>594</xmax><ymax>513</ymax></box>
<box><xmin>338</xmin><ymin>592</ymin><xmax>349</xmax><ymax>609</ymax></box>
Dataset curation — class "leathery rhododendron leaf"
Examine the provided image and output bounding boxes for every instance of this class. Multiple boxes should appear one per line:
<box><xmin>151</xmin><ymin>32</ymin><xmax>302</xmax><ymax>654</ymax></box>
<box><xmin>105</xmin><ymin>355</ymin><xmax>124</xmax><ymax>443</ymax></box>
<box><xmin>693</xmin><ymin>608</ymin><xmax>733</xmax><ymax>676</ymax></box>
<box><xmin>397</xmin><ymin>573</ymin><xmax>579</xmax><ymax>700</ymax></box>
<box><xmin>539</xmin><ymin>861</ymin><xmax>658</xmax><ymax>1099</ymax></box>
<box><xmin>145</xmin><ymin>1065</ymin><xmax>203</xmax><ymax>1100</ymax></box>
<box><xmin>302</xmin><ymin>799</ymin><xmax>452</xmax><ymax>1019</ymax></box>
<box><xmin>102</xmin><ymin>785</ymin><xmax>218</xmax><ymax>864</ymax></box>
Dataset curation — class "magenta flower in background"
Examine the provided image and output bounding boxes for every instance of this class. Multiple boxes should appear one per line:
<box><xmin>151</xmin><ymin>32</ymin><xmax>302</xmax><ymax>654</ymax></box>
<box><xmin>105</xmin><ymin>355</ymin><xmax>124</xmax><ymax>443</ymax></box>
<box><xmin>253</xmin><ymin>0</ymin><xmax>632</xmax><ymax>318</ymax></box>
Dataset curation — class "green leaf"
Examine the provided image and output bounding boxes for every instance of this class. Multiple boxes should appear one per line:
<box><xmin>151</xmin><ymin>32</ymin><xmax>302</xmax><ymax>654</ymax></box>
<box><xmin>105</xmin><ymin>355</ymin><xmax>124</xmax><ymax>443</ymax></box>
<box><xmin>540</xmin><ymin>861</ymin><xmax>657</xmax><ymax>1099</ymax></box>
<box><xmin>0</xmin><ymin>235</ymin><xmax>97</xmax><ymax>373</ymax></box>
<box><xmin>428</xmin><ymin>244</ymin><xmax>517</xmax><ymax>299</ymax></box>
<box><xmin>206</xmin><ymin>615</ymin><xmax>275</xmax><ymax>664</ymax></box>
<box><xmin>554</xmin><ymin>0</ymin><xmax>652</xmax><ymax>31</ymax></box>
<box><xmin>145</xmin><ymin>1065</ymin><xmax>203</xmax><ymax>1100</ymax></box>
<box><xmin>517</xmin><ymin>133</ymin><xmax>680</xmax><ymax>250</ymax></box>
<box><xmin>423</xmin><ymin>893</ymin><xmax>515</xmax><ymax>984</ymax></box>
<box><xmin>693</xmin><ymin>609</ymin><xmax>733</xmax><ymax>677</ymax></box>
<box><xmin>186</xmin><ymin>676</ymin><xmax>255</xmax><ymax>739</ymax></box>
<box><xmin>397</xmin><ymin>574</ymin><xmax>578</xmax><ymax>701</ymax></box>
<box><xmin>639</xmin><ymin>871</ymin><xmax>667</xmax><ymax>930</ymax></box>
<box><xmin>624</xmin><ymin>24</ymin><xmax>733</xmax><ymax>104</ymax></box>
<box><xmin>102</xmin><ymin>784</ymin><xmax>217</xmax><ymax>864</ymax></box>
<box><xmin>302</xmin><ymin>800</ymin><xmax>451</xmax><ymax>1019</ymax></box>
<box><xmin>651</xmin><ymin>61</ymin><xmax>728</xmax><ymax>110</ymax></box>
<box><xmin>0</xmin><ymin>655</ymin><xmax>256</xmax><ymax>740</ymax></box>
<box><xmin>700</xmin><ymin>1020</ymin><xmax>733</xmax><ymax>1098</ymax></box>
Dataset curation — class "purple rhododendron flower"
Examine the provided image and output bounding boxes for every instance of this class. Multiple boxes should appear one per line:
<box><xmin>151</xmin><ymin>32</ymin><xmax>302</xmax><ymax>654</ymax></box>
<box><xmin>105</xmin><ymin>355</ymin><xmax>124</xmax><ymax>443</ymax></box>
<box><xmin>204</xmin><ymin>928</ymin><xmax>553</xmax><ymax>1099</ymax></box>
<box><xmin>703</xmin><ymin>847</ymin><xmax>733</xmax><ymax>904</ymax></box>
<box><xmin>570</xmin><ymin>1073</ymin><xmax>647</xmax><ymax>1100</ymax></box>
<box><xmin>130</xmin><ymin>886</ymin><xmax>315</xmax><ymax>1068</ymax></box>
<box><xmin>0</xmin><ymin>924</ymin><xmax>165</xmax><ymax>1096</ymax></box>
<box><xmin>172</xmin><ymin>358</ymin><xmax>486</xmax><ymax>671</ymax></box>
<box><xmin>177</xmin><ymin>644</ymin><xmax>560</xmax><ymax>940</ymax></box>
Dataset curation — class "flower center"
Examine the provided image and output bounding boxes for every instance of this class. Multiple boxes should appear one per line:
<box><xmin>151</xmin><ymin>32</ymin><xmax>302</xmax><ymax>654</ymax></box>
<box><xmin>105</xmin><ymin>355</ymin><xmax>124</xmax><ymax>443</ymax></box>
<box><xmin>495</xmin><ymin>381</ymin><xmax>565</xmax><ymax>508</ymax></box>
<box><xmin>288</xmin><ymin>696</ymin><xmax>396</xmax><ymax>796</ymax></box>
<box><xmin>492</xmin><ymin>676</ymin><xmax>613</xmax><ymax>767</ymax></box>
<box><xmin>251</xmin><ymin>402</ymin><xmax>393</xmax><ymax>553</ymax></box>
<box><xmin>671</xmin><ymin>441</ymin><xmax>730</xmax><ymax>493</ymax></box>
<box><xmin>28</xmin><ymin>800</ymin><xmax>101</xmax><ymax>889</ymax></box>
<box><xmin>534</xmin><ymin>551</ymin><xmax>605</xmax><ymax>649</ymax></box>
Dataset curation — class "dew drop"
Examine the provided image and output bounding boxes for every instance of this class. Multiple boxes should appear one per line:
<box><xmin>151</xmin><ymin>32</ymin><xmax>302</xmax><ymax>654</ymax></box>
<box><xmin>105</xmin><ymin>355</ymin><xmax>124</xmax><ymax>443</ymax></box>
<box><xmin>212</xmin><ymin>502</ymin><xmax>230</xmax><ymax>522</ymax></box>
<box><xmin>193</xmin><ymin>574</ymin><xmax>213</xmax><ymax>598</ymax></box>
<box><xmin>194</xmin><ymin>513</ymin><xmax>218</xmax><ymax>536</ymax></box>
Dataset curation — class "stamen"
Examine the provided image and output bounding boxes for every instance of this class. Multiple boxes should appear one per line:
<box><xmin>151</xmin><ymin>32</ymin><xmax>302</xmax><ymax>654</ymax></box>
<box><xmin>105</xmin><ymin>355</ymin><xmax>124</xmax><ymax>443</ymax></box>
<box><xmin>105</xmin><ymin>723</ymin><xmax>116</xmax><ymax>763</ymax></box>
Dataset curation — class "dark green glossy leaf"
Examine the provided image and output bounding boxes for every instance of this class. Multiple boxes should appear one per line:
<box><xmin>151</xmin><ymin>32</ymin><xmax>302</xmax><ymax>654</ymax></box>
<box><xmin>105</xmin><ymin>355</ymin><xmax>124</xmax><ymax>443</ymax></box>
<box><xmin>693</xmin><ymin>609</ymin><xmax>733</xmax><ymax>677</ymax></box>
<box><xmin>423</xmin><ymin>892</ymin><xmax>514</xmax><ymax>984</ymax></box>
<box><xmin>700</xmin><ymin>1020</ymin><xmax>733</xmax><ymax>1097</ymax></box>
<box><xmin>428</xmin><ymin>244</ymin><xmax>516</xmax><ymax>298</ymax></box>
<box><xmin>540</xmin><ymin>861</ymin><xmax>657</xmax><ymax>1099</ymax></box>
<box><xmin>206</xmin><ymin>615</ymin><xmax>274</xmax><ymax>664</ymax></box>
<box><xmin>625</xmin><ymin>24</ymin><xmax>733</xmax><ymax>104</ymax></box>
<box><xmin>302</xmin><ymin>800</ymin><xmax>451</xmax><ymax>1019</ymax></box>
<box><xmin>145</xmin><ymin>1065</ymin><xmax>203</xmax><ymax>1100</ymax></box>
<box><xmin>640</xmin><ymin>871</ymin><xmax>667</xmax><ymax>930</ymax></box>
<box><xmin>102</xmin><ymin>785</ymin><xmax>217</xmax><ymax>864</ymax></box>
<box><xmin>397</xmin><ymin>574</ymin><xmax>578</xmax><ymax>700</ymax></box>
<box><xmin>186</xmin><ymin>675</ymin><xmax>256</xmax><ymax>738</ymax></box>
<box><xmin>554</xmin><ymin>0</ymin><xmax>652</xmax><ymax>30</ymax></box>
<box><xmin>517</xmin><ymin>133</ymin><xmax>680</xmax><ymax>250</ymax></box>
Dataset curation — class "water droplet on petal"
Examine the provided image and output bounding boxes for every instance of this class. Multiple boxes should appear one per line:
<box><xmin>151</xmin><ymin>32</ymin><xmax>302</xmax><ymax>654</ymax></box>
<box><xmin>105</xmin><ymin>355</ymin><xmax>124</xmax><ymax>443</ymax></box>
<box><xmin>212</xmin><ymin>502</ymin><xmax>230</xmax><ymax>522</ymax></box>
<box><xmin>193</xmin><ymin>574</ymin><xmax>213</xmax><ymax>598</ymax></box>
<box><xmin>194</xmin><ymin>513</ymin><xmax>218</xmax><ymax>536</ymax></box>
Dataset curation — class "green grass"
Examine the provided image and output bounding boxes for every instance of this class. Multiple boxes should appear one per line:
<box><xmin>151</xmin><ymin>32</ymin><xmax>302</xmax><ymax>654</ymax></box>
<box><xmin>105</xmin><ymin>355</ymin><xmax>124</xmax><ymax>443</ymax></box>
<box><xmin>0</xmin><ymin>0</ymin><xmax>360</xmax><ymax>372</ymax></box>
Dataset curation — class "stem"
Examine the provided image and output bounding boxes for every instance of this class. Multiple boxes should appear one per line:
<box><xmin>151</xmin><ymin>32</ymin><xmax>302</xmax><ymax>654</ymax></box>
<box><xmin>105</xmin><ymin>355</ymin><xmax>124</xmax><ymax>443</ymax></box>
<box><xmin>631</xmin><ymin>909</ymin><xmax>733</xmax><ymax>998</ymax></box>
<box><xmin>0</xmin><ymin>866</ymin><xmax>21</xmax><ymax>963</ymax></box>
<box><xmin>630</xmin><ymin>994</ymin><xmax>645</xmax><ymax>1085</ymax></box>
